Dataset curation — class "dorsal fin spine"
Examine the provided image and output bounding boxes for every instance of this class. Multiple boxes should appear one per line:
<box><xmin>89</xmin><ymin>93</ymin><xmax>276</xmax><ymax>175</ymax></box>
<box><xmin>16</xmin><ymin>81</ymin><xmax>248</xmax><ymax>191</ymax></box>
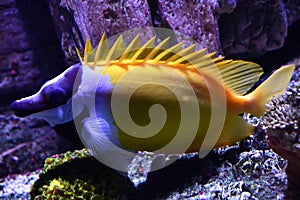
<box><xmin>172</xmin><ymin>49</ymin><xmax>207</xmax><ymax>65</ymax></box>
<box><xmin>153</xmin><ymin>42</ymin><xmax>183</xmax><ymax>63</ymax></box>
<box><xmin>130</xmin><ymin>36</ymin><xmax>156</xmax><ymax>62</ymax></box>
<box><xmin>144</xmin><ymin>37</ymin><xmax>170</xmax><ymax>62</ymax></box>
<box><xmin>118</xmin><ymin>34</ymin><xmax>141</xmax><ymax>62</ymax></box>
<box><xmin>76</xmin><ymin>47</ymin><xmax>83</xmax><ymax>64</ymax></box>
<box><xmin>93</xmin><ymin>33</ymin><xmax>107</xmax><ymax>67</ymax></box>
<box><xmin>192</xmin><ymin>53</ymin><xmax>216</xmax><ymax>67</ymax></box>
<box><xmin>105</xmin><ymin>35</ymin><xmax>124</xmax><ymax>64</ymax></box>
<box><xmin>166</xmin><ymin>44</ymin><xmax>196</xmax><ymax>62</ymax></box>
<box><xmin>84</xmin><ymin>38</ymin><xmax>92</xmax><ymax>66</ymax></box>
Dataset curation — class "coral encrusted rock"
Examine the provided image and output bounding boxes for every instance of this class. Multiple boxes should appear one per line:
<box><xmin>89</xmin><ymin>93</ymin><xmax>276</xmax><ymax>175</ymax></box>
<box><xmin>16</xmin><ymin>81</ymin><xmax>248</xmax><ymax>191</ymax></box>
<box><xmin>261</xmin><ymin>64</ymin><xmax>300</xmax><ymax>196</ymax></box>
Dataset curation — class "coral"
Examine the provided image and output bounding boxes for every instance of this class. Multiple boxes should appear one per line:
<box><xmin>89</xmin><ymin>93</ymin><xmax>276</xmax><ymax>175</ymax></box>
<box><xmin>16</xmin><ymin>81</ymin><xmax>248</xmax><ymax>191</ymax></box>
<box><xmin>261</xmin><ymin>65</ymin><xmax>299</xmax><ymax>144</ymax></box>
<box><xmin>166</xmin><ymin>150</ymin><xmax>288</xmax><ymax>199</ymax></box>
<box><xmin>260</xmin><ymin>65</ymin><xmax>300</xmax><ymax>195</ymax></box>
<box><xmin>34</xmin><ymin>178</ymin><xmax>104</xmax><ymax>200</ymax></box>
<box><xmin>30</xmin><ymin>149</ymin><xmax>132</xmax><ymax>199</ymax></box>
<box><xmin>30</xmin><ymin>139</ymin><xmax>288</xmax><ymax>199</ymax></box>
<box><xmin>261</xmin><ymin>80</ymin><xmax>299</xmax><ymax>131</ymax></box>
<box><xmin>42</xmin><ymin>149</ymin><xmax>90</xmax><ymax>175</ymax></box>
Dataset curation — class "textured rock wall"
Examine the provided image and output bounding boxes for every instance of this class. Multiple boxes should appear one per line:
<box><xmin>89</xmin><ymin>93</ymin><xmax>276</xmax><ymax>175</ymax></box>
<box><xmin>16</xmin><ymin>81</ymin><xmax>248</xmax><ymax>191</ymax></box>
<box><xmin>49</xmin><ymin>0</ymin><xmax>223</xmax><ymax>60</ymax></box>
<box><xmin>0</xmin><ymin>0</ymin><xmax>65</xmax><ymax>105</ymax></box>
<box><xmin>155</xmin><ymin>0</ymin><xmax>221</xmax><ymax>52</ymax></box>
<box><xmin>218</xmin><ymin>0</ymin><xmax>300</xmax><ymax>58</ymax></box>
<box><xmin>49</xmin><ymin>0</ymin><xmax>300</xmax><ymax>62</ymax></box>
<box><xmin>49</xmin><ymin>0</ymin><xmax>154</xmax><ymax>64</ymax></box>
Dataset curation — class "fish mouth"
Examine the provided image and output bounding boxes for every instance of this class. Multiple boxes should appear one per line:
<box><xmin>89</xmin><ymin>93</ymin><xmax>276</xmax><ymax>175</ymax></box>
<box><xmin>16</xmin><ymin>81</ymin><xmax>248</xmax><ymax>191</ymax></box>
<box><xmin>10</xmin><ymin>99</ymin><xmax>48</xmax><ymax>117</ymax></box>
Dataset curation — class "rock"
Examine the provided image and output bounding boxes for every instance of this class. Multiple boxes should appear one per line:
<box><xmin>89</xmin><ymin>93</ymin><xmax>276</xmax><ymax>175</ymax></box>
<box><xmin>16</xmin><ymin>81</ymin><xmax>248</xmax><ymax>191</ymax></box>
<box><xmin>218</xmin><ymin>0</ymin><xmax>288</xmax><ymax>58</ymax></box>
<box><xmin>0</xmin><ymin>0</ymin><xmax>65</xmax><ymax>103</ymax></box>
<box><xmin>48</xmin><ymin>0</ymin><xmax>153</xmax><ymax>64</ymax></box>
<box><xmin>0</xmin><ymin>170</ymin><xmax>40</xmax><ymax>199</ymax></box>
<box><xmin>48</xmin><ymin>0</ymin><xmax>83</xmax><ymax>65</ymax></box>
<box><xmin>156</xmin><ymin>0</ymin><xmax>222</xmax><ymax>53</ymax></box>
<box><xmin>47</xmin><ymin>0</ymin><xmax>300</xmax><ymax>62</ymax></box>
<box><xmin>49</xmin><ymin>0</ymin><xmax>225</xmax><ymax>56</ymax></box>
<box><xmin>166</xmin><ymin>150</ymin><xmax>288</xmax><ymax>199</ymax></box>
<box><xmin>29</xmin><ymin>147</ymin><xmax>289</xmax><ymax>199</ymax></box>
<box><xmin>215</xmin><ymin>0</ymin><xmax>237</xmax><ymax>14</ymax></box>
<box><xmin>0</xmin><ymin>111</ymin><xmax>76</xmax><ymax>179</ymax></box>
<box><xmin>284</xmin><ymin>0</ymin><xmax>300</xmax><ymax>25</ymax></box>
<box><xmin>260</xmin><ymin>63</ymin><xmax>300</xmax><ymax>197</ymax></box>
<box><xmin>2</xmin><ymin>0</ymin><xmax>300</xmax><ymax>198</ymax></box>
<box><xmin>2</xmin><ymin>0</ymin><xmax>300</xmax><ymax>104</ymax></box>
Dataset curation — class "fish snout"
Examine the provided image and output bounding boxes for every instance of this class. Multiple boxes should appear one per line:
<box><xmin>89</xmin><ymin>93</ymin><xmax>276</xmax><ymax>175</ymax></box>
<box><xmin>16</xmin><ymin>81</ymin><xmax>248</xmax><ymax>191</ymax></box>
<box><xmin>10</xmin><ymin>86</ymin><xmax>70</xmax><ymax>117</ymax></box>
<box><xmin>10</xmin><ymin>100</ymin><xmax>26</xmax><ymax>117</ymax></box>
<box><xmin>10</xmin><ymin>64</ymin><xmax>81</xmax><ymax>117</ymax></box>
<box><xmin>10</xmin><ymin>97</ymin><xmax>47</xmax><ymax>117</ymax></box>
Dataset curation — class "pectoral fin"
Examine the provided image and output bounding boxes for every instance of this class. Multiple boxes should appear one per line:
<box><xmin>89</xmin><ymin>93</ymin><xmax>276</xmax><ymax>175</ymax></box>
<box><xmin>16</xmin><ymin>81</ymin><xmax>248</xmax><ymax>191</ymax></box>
<box><xmin>80</xmin><ymin>117</ymin><xmax>136</xmax><ymax>172</ymax></box>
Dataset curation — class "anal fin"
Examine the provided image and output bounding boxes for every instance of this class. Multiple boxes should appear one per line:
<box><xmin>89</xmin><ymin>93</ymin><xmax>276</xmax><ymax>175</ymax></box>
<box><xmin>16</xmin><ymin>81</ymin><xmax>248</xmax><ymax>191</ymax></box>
<box><xmin>215</xmin><ymin>115</ymin><xmax>254</xmax><ymax>148</ymax></box>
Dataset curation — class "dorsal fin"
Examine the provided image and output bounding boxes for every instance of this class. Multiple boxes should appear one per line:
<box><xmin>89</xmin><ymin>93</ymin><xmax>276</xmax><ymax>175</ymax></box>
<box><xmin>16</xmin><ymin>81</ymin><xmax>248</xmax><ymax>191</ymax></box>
<box><xmin>213</xmin><ymin>60</ymin><xmax>263</xmax><ymax>95</ymax></box>
<box><xmin>76</xmin><ymin>47</ymin><xmax>83</xmax><ymax>63</ymax></box>
<box><xmin>144</xmin><ymin>37</ymin><xmax>170</xmax><ymax>61</ymax></box>
<box><xmin>166</xmin><ymin>44</ymin><xmax>196</xmax><ymax>63</ymax></box>
<box><xmin>93</xmin><ymin>33</ymin><xmax>110</xmax><ymax>67</ymax></box>
<box><xmin>172</xmin><ymin>48</ymin><xmax>207</xmax><ymax>65</ymax></box>
<box><xmin>152</xmin><ymin>42</ymin><xmax>183</xmax><ymax>63</ymax></box>
<box><xmin>129</xmin><ymin>36</ymin><xmax>156</xmax><ymax>62</ymax></box>
<box><xmin>81</xmin><ymin>34</ymin><xmax>264</xmax><ymax>95</ymax></box>
<box><xmin>118</xmin><ymin>34</ymin><xmax>141</xmax><ymax>62</ymax></box>
<box><xmin>83</xmin><ymin>38</ymin><xmax>93</xmax><ymax>66</ymax></box>
<box><xmin>106</xmin><ymin>35</ymin><xmax>126</xmax><ymax>64</ymax></box>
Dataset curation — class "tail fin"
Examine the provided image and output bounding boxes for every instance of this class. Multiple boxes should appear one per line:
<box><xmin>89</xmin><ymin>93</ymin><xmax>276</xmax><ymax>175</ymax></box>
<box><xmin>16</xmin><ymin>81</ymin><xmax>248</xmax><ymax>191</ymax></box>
<box><xmin>246</xmin><ymin>64</ymin><xmax>295</xmax><ymax>116</ymax></box>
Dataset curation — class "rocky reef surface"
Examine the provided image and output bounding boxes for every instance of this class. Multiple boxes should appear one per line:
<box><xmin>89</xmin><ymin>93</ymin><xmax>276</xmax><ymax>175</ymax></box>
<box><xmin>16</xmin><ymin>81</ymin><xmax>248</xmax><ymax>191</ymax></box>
<box><xmin>0</xmin><ymin>133</ymin><xmax>291</xmax><ymax>199</ymax></box>
<box><xmin>262</xmin><ymin>63</ymin><xmax>300</xmax><ymax>197</ymax></box>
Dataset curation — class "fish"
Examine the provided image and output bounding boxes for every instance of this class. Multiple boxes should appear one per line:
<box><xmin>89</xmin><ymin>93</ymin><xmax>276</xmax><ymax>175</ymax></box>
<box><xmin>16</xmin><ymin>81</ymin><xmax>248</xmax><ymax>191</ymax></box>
<box><xmin>10</xmin><ymin>33</ymin><xmax>295</xmax><ymax>172</ymax></box>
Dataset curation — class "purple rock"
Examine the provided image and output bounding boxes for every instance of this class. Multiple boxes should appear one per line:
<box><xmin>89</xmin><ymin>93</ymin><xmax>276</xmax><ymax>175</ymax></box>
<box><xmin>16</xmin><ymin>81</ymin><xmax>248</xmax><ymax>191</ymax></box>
<box><xmin>218</xmin><ymin>0</ymin><xmax>288</xmax><ymax>57</ymax></box>
<box><xmin>157</xmin><ymin>0</ymin><xmax>222</xmax><ymax>53</ymax></box>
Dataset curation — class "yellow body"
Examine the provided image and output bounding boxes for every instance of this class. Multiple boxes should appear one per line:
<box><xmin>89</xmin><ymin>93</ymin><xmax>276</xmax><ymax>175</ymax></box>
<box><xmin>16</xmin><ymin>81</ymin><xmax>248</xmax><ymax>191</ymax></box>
<box><xmin>79</xmin><ymin>33</ymin><xmax>295</xmax><ymax>154</ymax></box>
<box><xmin>99</xmin><ymin>64</ymin><xmax>247</xmax><ymax>152</ymax></box>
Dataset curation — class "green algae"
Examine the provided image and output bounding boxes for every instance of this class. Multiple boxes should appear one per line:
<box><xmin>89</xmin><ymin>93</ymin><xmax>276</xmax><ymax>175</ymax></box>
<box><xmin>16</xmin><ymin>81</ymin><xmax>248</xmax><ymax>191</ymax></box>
<box><xmin>34</xmin><ymin>177</ymin><xmax>104</xmax><ymax>200</ymax></box>
<box><xmin>30</xmin><ymin>149</ymin><xmax>132</xmax><ymax>200</ymax></box>
<box><xmin>42</xmin><ymin>149</ymin><xmax>90</xmax><ymax>175</ymax></box>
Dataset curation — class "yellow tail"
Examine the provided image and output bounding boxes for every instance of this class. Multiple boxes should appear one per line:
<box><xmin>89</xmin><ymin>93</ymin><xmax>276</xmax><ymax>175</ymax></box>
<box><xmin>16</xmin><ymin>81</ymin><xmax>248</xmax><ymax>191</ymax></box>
<box><xmin>246</xmin><ymin>64</ymin><xmax>295</xmax><ymax>116</ymax></box>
